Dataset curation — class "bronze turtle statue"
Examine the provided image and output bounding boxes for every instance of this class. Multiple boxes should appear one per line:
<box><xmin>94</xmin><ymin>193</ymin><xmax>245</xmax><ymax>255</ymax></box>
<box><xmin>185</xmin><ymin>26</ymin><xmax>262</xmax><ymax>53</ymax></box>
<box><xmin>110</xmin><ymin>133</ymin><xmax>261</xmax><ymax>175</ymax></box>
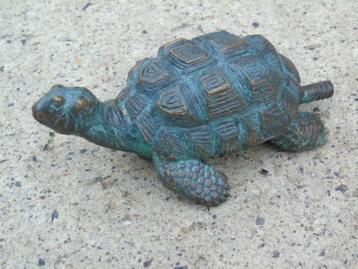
<box><xmin>33</xmin><ymin>31</ymin><xmax>334</xmax><ymax>206</ymax></box>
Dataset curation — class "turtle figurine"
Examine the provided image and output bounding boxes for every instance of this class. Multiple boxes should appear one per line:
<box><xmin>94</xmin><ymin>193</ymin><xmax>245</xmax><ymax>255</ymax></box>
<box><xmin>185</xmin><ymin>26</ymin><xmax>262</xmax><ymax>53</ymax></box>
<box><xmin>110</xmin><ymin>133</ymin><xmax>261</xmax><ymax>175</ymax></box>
<box><xmin>33</xmin><ymin>31</ymin><xmax>334</xmax><ymax>206</ymax></box>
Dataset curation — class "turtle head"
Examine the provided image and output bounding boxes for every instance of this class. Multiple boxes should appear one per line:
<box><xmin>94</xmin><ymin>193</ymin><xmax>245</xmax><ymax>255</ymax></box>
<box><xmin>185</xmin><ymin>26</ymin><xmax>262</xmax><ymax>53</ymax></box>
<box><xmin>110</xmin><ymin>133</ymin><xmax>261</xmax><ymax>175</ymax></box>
<box><xmin>32</xmin><ymin>85</ymin><xmax>99</xmax><ymax>134</ymax></box>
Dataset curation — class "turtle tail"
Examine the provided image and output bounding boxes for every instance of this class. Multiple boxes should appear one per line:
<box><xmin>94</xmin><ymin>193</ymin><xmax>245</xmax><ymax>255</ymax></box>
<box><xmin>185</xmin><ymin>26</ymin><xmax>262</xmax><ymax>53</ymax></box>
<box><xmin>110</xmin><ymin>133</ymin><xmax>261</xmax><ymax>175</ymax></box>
<box><xmin>299</xmin><ymin>80</ymin><xmax>334</xmax><ymax>104</ymax></box>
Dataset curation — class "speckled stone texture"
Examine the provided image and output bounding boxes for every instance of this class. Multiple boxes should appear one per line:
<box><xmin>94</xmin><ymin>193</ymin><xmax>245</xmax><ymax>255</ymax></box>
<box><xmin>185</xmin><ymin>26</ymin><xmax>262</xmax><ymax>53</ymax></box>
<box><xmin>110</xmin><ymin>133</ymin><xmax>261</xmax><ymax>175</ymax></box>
<box><xmin>0</xmin><ymin>0</ymin><xmax>357</xmax><ymax>268</ymax></box>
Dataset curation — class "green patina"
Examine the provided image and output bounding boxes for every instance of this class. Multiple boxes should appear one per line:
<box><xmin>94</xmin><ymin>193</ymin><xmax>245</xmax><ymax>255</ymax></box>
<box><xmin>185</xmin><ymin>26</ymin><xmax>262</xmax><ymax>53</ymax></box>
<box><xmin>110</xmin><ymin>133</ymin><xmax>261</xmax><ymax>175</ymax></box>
<box><xmin>33</xmin><ymin>31</ymin><xmax>334</xmax><ymax>206</ymax></box>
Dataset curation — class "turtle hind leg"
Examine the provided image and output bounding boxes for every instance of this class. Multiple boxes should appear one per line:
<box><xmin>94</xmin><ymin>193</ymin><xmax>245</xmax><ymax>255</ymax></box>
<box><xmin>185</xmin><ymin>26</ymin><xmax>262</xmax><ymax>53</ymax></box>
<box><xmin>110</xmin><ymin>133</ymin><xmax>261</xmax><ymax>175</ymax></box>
<box><xmin>270</xmin><ymin>112</ymin><xmax>329</xmax><ymax>152</ymax></box>
<box><xmin>153</xmin><ymin>153</ymin><xmax>230</xmax><ymax>206</ymax></box>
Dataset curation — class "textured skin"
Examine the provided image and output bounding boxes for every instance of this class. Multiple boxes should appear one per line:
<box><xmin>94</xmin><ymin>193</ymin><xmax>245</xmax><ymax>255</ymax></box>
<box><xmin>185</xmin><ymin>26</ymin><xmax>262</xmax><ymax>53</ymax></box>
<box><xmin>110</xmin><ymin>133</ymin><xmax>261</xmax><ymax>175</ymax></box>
<box><xmin>153</xmin><ymin>154</ymin><xmax>230</xmax><ymax>205</ymax></box>
<box><xmin>271</xmin><ymin>112</ymin><xmax>328</xmax><ymax>152</ymax></box>
<box><xmin>32</xmin><ymin>31</ymin><xmax>334</xmax><ymax>206</ymax></box>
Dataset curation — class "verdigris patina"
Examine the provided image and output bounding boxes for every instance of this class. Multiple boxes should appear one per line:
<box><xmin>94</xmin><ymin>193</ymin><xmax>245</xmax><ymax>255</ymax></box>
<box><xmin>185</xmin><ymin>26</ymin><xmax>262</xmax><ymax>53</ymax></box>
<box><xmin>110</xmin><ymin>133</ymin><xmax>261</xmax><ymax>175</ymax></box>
<box><xmin>33</xmin><ymin>31</ymin><xmax>334</xmax><ymax>206</ymax></box>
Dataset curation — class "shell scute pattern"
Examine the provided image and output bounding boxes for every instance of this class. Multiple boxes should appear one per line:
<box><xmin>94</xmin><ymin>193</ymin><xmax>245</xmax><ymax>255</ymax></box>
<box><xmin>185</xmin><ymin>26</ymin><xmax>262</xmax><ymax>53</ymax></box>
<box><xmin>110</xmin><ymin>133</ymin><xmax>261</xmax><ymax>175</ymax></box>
<box><xmin>195</xmin><ymin>31</ymin><xmax>255</xmax><ymax>59</ymax></box>
<box><xmin>153</xmin><ymin>128</ymin><xmax>190</xmax><ymax>160</ymax></box>
<box><xmin>124</xmin><ymin>31</ymin><xmax>300</xmax><ymax>157</ymax></box>
<box><xmin>125</xmin><ymin>93</ymin><xmax>149</xmax><ymax>118</ymax></box>
<box><xmin>199</xmin><ymin>68</ymin><xmax>245</xmax><ymax>119</ymax></box>
<box><xmin>158</xmin><ymin>39</ymin><xmax>217</xmax><ymax>74</ymax></box>
<box><xmin>156</xmin><ymin>83</ymin><xmax>204</xmax><ymax>125</ymax></box>
<box><xmin>127</xmin><ymin>58</ymin><xmax>176</xmax><ymax>93</ymax></box>
<box><xmin>245</xmin><ymin>35</ymin><xmax>276</xmax><ymax>54</ymax></box>
<box><xmin>189</xmin><ymin>125</ymin><xmax>216</xmax><ymax>158</ymax></box>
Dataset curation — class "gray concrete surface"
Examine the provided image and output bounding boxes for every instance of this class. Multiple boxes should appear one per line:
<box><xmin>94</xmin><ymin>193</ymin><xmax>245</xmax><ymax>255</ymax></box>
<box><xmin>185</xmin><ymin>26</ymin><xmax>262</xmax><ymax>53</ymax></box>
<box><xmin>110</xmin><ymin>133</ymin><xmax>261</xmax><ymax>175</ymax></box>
<box><xmin>1</xmin><ymin>0</ymin><xmax>357</xmax><ymax>268</ymax></box>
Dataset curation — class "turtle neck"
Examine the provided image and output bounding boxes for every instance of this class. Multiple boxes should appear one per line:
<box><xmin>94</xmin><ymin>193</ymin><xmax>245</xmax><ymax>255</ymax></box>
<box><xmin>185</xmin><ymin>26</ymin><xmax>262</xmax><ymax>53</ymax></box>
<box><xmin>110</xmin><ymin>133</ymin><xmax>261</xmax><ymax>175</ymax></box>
<box><xmin>82</xmin><ymin>101</ymin><xmax>152</xmax><ymax>159</ymax></box>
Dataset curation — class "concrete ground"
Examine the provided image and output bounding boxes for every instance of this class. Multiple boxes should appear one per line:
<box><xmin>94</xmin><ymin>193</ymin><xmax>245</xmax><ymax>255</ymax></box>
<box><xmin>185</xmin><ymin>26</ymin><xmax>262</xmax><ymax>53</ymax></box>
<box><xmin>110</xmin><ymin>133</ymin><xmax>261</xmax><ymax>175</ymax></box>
<box><xmin>1</xmin><ymin>0</ymin><xmax>357</xmax><ymax>268</ymax></box>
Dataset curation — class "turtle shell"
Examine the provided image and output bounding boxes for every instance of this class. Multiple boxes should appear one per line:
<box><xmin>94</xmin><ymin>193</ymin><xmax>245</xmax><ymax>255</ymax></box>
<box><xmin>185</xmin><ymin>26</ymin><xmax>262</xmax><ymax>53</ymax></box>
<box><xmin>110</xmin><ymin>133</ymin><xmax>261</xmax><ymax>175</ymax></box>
<box><xmin>116</xmin><ymin>31</ymin><xmax>301</xmax><ymax>160</ymax></box>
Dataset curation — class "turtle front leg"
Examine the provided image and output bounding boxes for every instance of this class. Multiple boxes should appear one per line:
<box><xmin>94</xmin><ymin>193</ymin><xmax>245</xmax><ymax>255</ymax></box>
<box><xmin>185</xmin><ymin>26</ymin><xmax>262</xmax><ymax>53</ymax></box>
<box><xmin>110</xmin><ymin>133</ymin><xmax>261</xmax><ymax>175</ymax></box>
<box><xmin>270</xmin><ymin>112</ymin><xmax>329</xmax><ymax>152</ymax></box>
<box><xmin>153</xmin><ymin>154</ymin><xmax>230</xmax><ymax>206</ymax></box>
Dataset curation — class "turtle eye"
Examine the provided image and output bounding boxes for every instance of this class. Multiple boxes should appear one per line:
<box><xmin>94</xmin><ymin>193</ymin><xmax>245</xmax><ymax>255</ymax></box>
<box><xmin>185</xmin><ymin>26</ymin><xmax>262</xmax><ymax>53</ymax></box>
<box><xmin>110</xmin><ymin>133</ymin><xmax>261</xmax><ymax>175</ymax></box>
<box><xmin>52</xmin><ymin>95</ymin><xmax>64</xmax><ymax>105</ymax></box>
